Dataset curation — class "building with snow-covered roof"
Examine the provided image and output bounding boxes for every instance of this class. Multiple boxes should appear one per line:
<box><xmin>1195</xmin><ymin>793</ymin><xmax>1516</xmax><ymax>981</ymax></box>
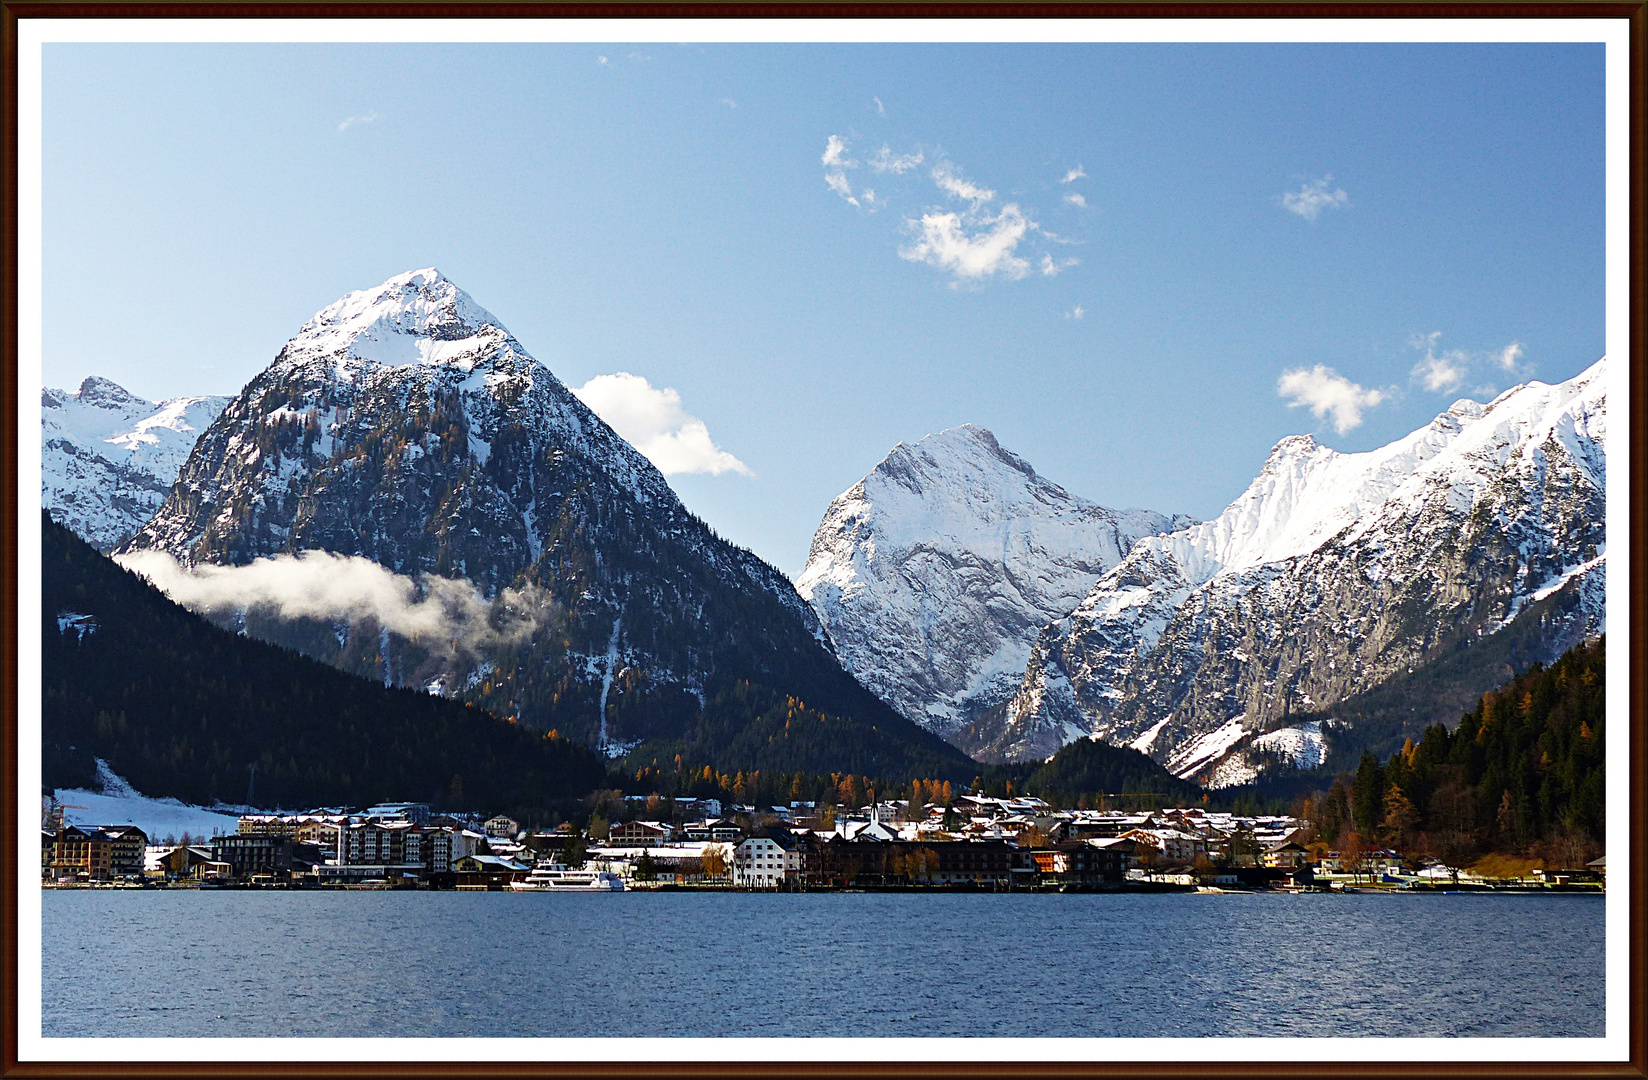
<box><xmin>609</xmin><ymin>820</ymin><xmax>675</xmax><ymax>847</ymax></box>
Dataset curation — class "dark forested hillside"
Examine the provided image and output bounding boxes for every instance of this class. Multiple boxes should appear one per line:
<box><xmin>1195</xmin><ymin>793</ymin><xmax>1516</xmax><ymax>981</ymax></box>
<box><xmin>1026</xmin><ymin>737</ymin><xmax>1202</xmax><ymax>805</ymax></box>
<box><xmin>617</xmin><ymin>680</ymin><xmax>982</xmax><ymax>783</ymax></box>
<box><xmin>1309</xmin><ymin>636</ymin><xmax>1605</xmax><ymax>866</ymax></box>
<box><xmin>42</xmin><ymin>514</ymin><xmax>607</xmax><ymax>821</ymax></box>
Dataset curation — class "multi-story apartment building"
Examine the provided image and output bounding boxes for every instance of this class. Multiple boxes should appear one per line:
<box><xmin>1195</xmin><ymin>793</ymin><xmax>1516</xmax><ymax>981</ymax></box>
<box><xmin>47</xmin><ymin>825</ymin><xmax>112</xmax><ymax>880</ymax></box>
<box><xmin>427</xmin><ymin>827</ymin><xmax>484</xmax><ymax>873</ymax></box>
<box><xmin>45</xmin><ymin>824</ymin><xmax>147</xmax><ymax>881</ymax></box>
<box><xmin>101</xmin><ymin>825</ymin><xmax>148</xmax><ymax>878</ymax></box>
<box><xmin>210</xmin><ymin>835</ymin><xmax>324</xmax><ymax>881</ymax></box>
<box><xmin>343</xmin><ymin>820</ymin><xmax>425</xmax><ymax>866</ymax></box>
<box><xmin>733</xmin><ymin>834</ymin><xmax>799</xmax><ymax>888</ymax></box>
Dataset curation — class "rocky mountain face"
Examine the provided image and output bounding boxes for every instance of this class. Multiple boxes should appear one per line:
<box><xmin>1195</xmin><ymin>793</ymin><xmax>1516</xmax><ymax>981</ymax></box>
<box><xmin>968</xmin><ymin>359</ymin><xmax>1607</xmax><ymax>777</ymax></box>
<box><xmin>42</xmin><ymin>377</ymin><xmax>228</xmax><ymax>552</ymax></box>
<box><xmin>118</xmin><ymin>269</ymin><xmax>973</xmax><ymax>778</ymax></box>
<box><xmin>796</xmin><ymin>425</ymin><xmax>1190</xmax><ymax>737</ymax></box>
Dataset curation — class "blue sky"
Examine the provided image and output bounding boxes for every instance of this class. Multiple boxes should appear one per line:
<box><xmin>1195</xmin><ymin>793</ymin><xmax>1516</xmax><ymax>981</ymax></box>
<box><xmin>42</xmin><ymin>42</ymin><xmax>1605</xmax><ymax>575</ymax></box>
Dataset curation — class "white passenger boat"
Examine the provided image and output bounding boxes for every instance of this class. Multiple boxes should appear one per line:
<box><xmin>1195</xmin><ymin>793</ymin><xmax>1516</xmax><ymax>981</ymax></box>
<box><xmin>509</xmin><ymin>862</ymin><xmax>625</xmax><ymax>891</ymax></box>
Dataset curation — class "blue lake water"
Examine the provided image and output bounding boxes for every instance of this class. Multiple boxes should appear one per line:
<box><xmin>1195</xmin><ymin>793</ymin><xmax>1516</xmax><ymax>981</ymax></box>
<box><xmin>42</xmin><ymin>891</ymin><xmax>1603</xmax><ymax>1039</ymax></box>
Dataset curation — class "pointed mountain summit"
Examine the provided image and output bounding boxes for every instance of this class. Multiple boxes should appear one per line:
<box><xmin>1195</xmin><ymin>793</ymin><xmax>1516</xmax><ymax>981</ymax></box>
<box><xmin>43</xmin><ymin>377</ymin><xmax>230</xmax><ymax>552</ymax></box>
<box><xmin>797</xmin><ymin>424</ymin><xmax>1190</xmax><ymax>737</ymax></box>
<box><xmin>975</xmin><ymin>358</ymin><xmax>1607</xmax><ymax>774</ymax></box>
<box><xmin>121</xmin><ymin>270</ymin><xmax>973</xmax><ymax>778</ymax></box>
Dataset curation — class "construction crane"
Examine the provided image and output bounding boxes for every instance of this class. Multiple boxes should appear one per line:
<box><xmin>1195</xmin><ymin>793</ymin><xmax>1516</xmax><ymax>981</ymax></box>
<box><xmin>41</xmin><ymin>796</ymin><xmax>87</xmax><ymax>833</ymax></box>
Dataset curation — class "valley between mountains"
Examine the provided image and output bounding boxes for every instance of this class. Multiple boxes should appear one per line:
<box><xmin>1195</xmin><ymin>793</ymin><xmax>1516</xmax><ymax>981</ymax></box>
<box><xmin>43</xmin><ymin>269</ymin><xmax>1606</xmax><ymax>795</ymax></box>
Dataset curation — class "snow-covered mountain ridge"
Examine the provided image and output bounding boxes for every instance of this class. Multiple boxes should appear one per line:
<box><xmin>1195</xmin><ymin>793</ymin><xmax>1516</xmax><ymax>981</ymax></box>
<box><xmin>797</xmin><ymin>424</ymin><xmax>1191</xmax><ymax>735</ymax></box>
<box><xmin>42</xmin><ymin>378</ymin><xmax>229</xmax><ymax>552</ymax></box>
<box><xmin>973</xmin><ymin>358</ymin><xmax>1607</xmax><ymax>774</ymax></box>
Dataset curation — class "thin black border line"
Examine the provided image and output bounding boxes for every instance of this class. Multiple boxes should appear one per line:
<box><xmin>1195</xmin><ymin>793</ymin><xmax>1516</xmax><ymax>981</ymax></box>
<box><xmin>0</xmin><ymin>7</ymin><xmax>1642</xmax><ymax>1079</ymax></box>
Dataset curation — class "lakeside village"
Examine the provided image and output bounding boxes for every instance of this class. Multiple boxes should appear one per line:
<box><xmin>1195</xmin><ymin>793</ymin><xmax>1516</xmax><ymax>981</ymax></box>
<box><xmin>43</xmin><ymin>793</ymin><xmax>1604</xmax><ymax>894</ymax></box>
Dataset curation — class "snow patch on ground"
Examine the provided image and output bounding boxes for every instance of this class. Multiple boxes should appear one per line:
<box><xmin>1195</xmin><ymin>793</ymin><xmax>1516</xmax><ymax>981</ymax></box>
<box><xmin>53</xmin><ymin>761</ymin><xmax>254</xmax><ymax>840</ymax></box>
<box><xmin>1251</xmin><ymin>720</ymin><xmax>1328</xmax><ymax>770</ymax></box>
<box><xmin>1130</xmin><ymin>715</ymin><xmax>1172</xmax><ymax>753</ymax></box>
<box><xmin>55</xmin><ymin>612</ymin><xmax>98</xmax><ymax>640</ymax></box>
<box><xmin>1169</xmin><ymin>716</ymin><xmax>1248</xmax><ymax>779</ymax></box>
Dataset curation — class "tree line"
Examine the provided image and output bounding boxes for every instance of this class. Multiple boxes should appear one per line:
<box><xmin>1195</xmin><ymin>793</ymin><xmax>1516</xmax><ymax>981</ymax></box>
<box><xmin>1302</xmin><ymin>636</ymin><xmax>1604</xmax><ymax>870</ymax></box>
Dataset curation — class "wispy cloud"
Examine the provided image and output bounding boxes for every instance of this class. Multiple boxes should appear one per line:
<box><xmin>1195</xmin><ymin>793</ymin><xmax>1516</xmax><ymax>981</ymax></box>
<box><xmin>1282</xmin><ymin>176</ymin><xmax>1350</xmax><ymax>223</ymax></box>
<box><xmin>337</xmin><ymin>111</ymin><xmax>378</xmax><ymax>133</ymax></box>
<box><xmin>1064</xmin><ymin>192</ymin><xmax>1087</xmax><ymax>208</ymax></box>
<box><xmin>931</xmin><ymin>162</ymin><xmax>995</xmax><ymax>205</ymax></box>
<box><xmin>873</xmin><ymin>97</ymin><xmax>886</xmax><ymax>116</ymax></box>
<box><xmin>573</xmin><ymin>373</ymin><xmax>752</xmax><ymax>476</ymax></box>
<box><xmin>1277</xmin><ymin>365</ymin><xmax>1387</xmax><ymax>434</ymax></box>
<box><xmin>1408</xmin><ymin>332</ymin><xmax>1530</xmax><ymax>394</ymax></box>
<box><xmin>720</xmin><ymin>98</ymin><xmax>738</xmax><ymax>109</ymax></box>
<box><xmin>1066</xmin><ymin>305</ymin><xmax>1085</xmax><ymax>320</ymax></box>
<box><xmin>870</xmin><ymin>146</ymin><xmax>924</xmax><ymax>174</ymax></box>
<box><xmin>900</xmin><ymin>205</ymin><xmax>1032</xmax><ymax>283</ymax></box>
<box><xmin>1061</xmin><ymin>166</ymin><xmax>1087</xmax><ymax>184</ymax></box>
<box><xmin>824</xmin><ymin>135</ymin><xmax>1080</xmax><ymax>288</ymax></box>
<box><xmin>597</xmin><ymin>55</ymin><xmax>610</xmax><ymax>66</ymax></box>
<box><xmin>1040</xmin><ymin>253</ymin><xmax>1079</xmax><ymax>277</ymax></box>
<box><xmin>822</xmin><ymin>135</ymin><xmax>863</xmax><ymax>207</ymax></box>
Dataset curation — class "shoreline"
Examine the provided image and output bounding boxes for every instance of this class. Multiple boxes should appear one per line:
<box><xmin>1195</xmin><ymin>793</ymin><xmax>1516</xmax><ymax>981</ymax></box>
<box><xmin>40</xmin><ymin>880</ymin><xmax>1605</xmax><ymax>896</ymax></box>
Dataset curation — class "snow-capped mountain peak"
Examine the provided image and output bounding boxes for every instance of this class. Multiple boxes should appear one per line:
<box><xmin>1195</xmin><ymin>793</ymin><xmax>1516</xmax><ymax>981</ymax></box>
<box><xmin>798</xmin><ymin>424</ymin><xmax>1190</xmax><ymax>736</ymax></box>
<box><xmin>282</xmin><ymin>268</ymin><xmax>517</xmax><ymax>378</ymax></box>
<box><xmin>60</xmin><ymin>375</ymin><xmax>149</xmax><ymax>411</ymax></box>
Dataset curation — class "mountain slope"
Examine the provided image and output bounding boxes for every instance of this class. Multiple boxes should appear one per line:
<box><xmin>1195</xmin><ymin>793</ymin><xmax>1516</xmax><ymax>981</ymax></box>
<box><xmin>43</xmin><ymin>514</ymin><xmax>607</xmax><ymax>818</ymax></box>
<box><xmin>118</xmin><ymin>269</ymin><xmax>975</xmax><ymax>779</ymax></box>
<box><xmin>42</xmin><ymin>377</ymin><xmax>229</xmax><ymax>552</ymax></box>
<box><xmin>796</xmin><ymin>425</ymin><xmax>1188</xmax><ymax>737</ymax></box>
<box><xmin>973</xmin><ymin>359</ymin><xmax>1606</xmax><ymax>773</ymax></box>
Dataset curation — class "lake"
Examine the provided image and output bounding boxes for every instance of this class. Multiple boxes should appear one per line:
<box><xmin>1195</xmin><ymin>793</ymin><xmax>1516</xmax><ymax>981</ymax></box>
<box><xmin>41</xmin><ymin>890</ymin><xmax>1603</xmax><ymax>1039</ymax></box>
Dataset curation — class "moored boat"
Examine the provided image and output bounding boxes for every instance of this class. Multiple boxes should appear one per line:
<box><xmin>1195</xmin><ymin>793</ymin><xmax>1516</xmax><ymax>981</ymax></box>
<box><xmin>509</xmin><ymin>862</ymin><xmax>625</xmax><ymax>892</ymax></box>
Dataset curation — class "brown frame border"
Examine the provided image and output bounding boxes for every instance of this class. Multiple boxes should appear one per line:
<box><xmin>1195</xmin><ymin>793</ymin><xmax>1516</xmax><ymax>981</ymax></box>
<box><xmin>0</xmin><ymin>7</ymin><xmax>1642</xmax><ymax>1078</ymax></box>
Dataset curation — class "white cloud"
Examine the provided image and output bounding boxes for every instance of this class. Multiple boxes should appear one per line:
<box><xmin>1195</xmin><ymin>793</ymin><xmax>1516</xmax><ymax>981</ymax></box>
<box><xmin>597</xmin><ymin>55</ymin><xmax>610</xmax><ymax>66</ymax></box>
<box><xmin>1277</xmin><ymin>365</ymin><xmax>1387</xmax><ymax>434</ymax></box>
<box><xmin>830</xmin><ymin>143</ymin><xmax>1070</xmax><ymax>287</ymax></box>
<box><xmin>1408</xmin><ymin>332</ymin><xmax>1528</xmax><ymax>393</ymax></box>
<box><xmin>1283</xmin><ymin>176</ymin><xmax>1350</xmax><ymax>222</ymax></box>
<box><xmin>899</xmin><ymin>204</ymin><xmax>1031</xmax><ymax>282</ymax></box>
<box><xmin>931</xmin><ymin>162</ymin><xmax>995</xmax><ymax>204</ymax></box>
<box><xmin>1412</xmin><ymin>350</ymin><xmax>1469</xmax><ymax>393</ymax></box>
<box><xmin>1039</xmin><ymin>253</ymin><xmax>1079</xmax><ymax>277</ymax></box>
<box><xmin>825</xmin><ymin>171</ymin><xmax>859</xmax><ymax>206</ymax></box>
<box><xmin>1066</xmin><ymin>305</ymin><xmax>1085</xmax><ymax>320</ymax></box>
<box><xmin>1064</xmin><ymin>192</ymin><xmax>1087</xmax><ymax>208</ymax></box>
<box><xmin>116</xmin><ymin>550</ymin><xmax>555</xmax><ymax>663</ymax></box>
<box><xmin>1061</xmin><ymin>166</ymin><xmax>1087</xmax><ymax>184</ymax></box>
<box><xmin>822</xmin><ymin>135</ymin><xmax>854</xmax><ymax>168</ymax></box>
<box><xmin>337</xmin><ymin>111</ymin><xmax>378</xmax><ymax>133</ymax></box>
<box><xmin>823</xmin><ymin>135</ymin><xmax>864</xmax><ymax>206</ymax></box>
<box><xmin>873</xmin><ymin>97</ymin><xmax>886</xmax><ymax>116</ymax></box>
<box><xmin>573</xmin><ymin>373</ymin><xmax>752</xmax><ymax>477</ymax></box>
<box><xmin>721</xmin><ymin>98</ymin><xmax>738</xmax><ymax>109</ymax></box>
<box><xmin>870</xmin><ymin>146</ymin><xmax>924</xmax><ymax>174</ymax></box>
